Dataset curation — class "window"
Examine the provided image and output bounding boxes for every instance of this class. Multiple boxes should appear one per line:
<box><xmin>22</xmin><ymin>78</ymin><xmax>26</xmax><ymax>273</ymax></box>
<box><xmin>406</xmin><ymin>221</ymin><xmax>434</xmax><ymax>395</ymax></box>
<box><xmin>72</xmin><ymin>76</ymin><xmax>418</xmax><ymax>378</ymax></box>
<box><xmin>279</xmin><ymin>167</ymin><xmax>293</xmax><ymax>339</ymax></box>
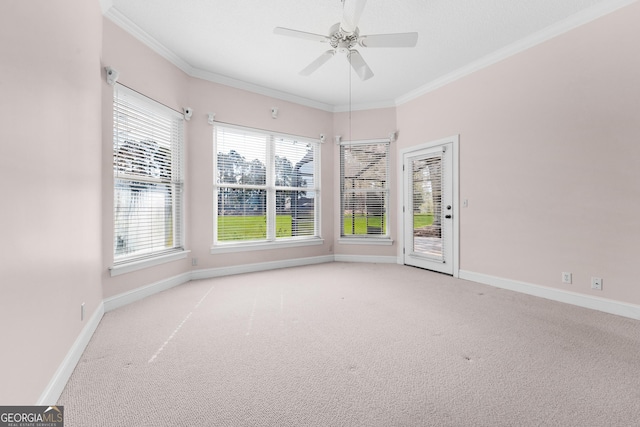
<box><xmin>213</xmin><ymin>124</ymin><xmax>320</xmax><ymax>247</ymax></box>
<box><xmin>112</xmin><ymin>85</ymin><xmax>185</xmax><ymax>266</ymax></box>
<box><xmin>340</xmin><ymin>140</ymin><xmax>390</xmax><ymax>238</ymax></box>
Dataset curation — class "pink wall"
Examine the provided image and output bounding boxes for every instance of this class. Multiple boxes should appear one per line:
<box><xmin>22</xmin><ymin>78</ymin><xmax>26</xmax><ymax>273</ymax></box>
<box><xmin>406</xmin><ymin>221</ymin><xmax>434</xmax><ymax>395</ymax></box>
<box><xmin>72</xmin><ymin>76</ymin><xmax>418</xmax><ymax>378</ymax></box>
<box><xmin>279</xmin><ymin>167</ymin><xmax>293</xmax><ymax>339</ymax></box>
<box><xmin>2</xmin><ymin>0</ymin><xmax>638</xmax><ymax>405</ymax></box>
<box><xmin>397</xmin><ymin>2</ymin><xmax>640</xmax><ymax>304</ymax></box>
<box><xmin>333</xmin><ymin>108</ymin><xmax>399</xmax><ymax>257</ymax></box>
<box><xmin>101</xmin><ymin>21</ymin><xmax>337</xmax><ymax>288</ymax></box>
<box><xmin>0</xmin><ymin>0</ymin><xmax>103</xmax><ymax>404</ymax></box>
<box><xmin>186</xmin><ymin>79</ymin><xmax>335</xmax><ymax>270</ymax></box>
<box><xmin>101</xmin><ymin>20</ymin><xmax>192</xmax><ymax>299</ymax></box>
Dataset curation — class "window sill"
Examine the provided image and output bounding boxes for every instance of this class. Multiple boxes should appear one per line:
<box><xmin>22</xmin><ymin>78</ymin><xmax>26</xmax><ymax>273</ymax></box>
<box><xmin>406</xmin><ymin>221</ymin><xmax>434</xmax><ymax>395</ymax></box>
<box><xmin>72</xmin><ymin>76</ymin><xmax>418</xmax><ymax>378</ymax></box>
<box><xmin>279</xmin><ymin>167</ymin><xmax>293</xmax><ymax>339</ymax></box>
<box><xmin>211</xmin><ymin>237</ymin><xmax>324</xmax><ymax>254</ymax></box>
<box><xmin>338</xmin><ymin>237</ymin><xmax>394</xmax><ymax>246</ymax></box>
<box><xmin>109</xmin><ymin>250</ymin><xmax>190</xmax><ymax>277</ymax></box>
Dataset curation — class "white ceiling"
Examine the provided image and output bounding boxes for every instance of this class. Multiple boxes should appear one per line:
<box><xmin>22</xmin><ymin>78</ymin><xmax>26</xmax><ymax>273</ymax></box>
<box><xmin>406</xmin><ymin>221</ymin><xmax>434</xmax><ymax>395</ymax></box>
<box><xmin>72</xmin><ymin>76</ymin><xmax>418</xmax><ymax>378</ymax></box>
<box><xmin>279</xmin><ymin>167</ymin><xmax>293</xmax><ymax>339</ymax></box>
<box><xmin>102</xmin><ymin>0</ymin><xmax>632</xmax><ymax>111</ymax></box>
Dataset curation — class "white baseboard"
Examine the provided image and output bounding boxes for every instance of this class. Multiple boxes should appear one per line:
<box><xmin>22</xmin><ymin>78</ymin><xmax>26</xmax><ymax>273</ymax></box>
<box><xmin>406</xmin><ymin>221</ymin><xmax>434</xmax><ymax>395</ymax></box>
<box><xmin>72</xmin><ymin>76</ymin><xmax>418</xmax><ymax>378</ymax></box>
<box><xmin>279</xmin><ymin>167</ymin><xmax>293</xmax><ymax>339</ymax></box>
<box><xmin>191</xmin><ymin>255</ymin><xmax>334</xmax><ymax>280</ymax></box>
<box><xmin>105</xmin><ymin>255</ymin><xmax>393</xmax><ymax>310</ymax></box>
<box><xmin>333</xmin><ymin>254</ymin><xmax>398</xmax><ymax>264</ymax></box>
<box><xmin>37</xmin><ymin>302</ymin><xmax>105</xmax><ymax>405</ymax></box>
<box><xmin>37</xmin><ymin>256</ymin><xmax>398</xmax><ymax>405</ymax></box>
<box><xmin>103</xmin><ymin>272</ymin><xmax>191</xmax><ymax>312</ymax></box>
<box><xmin>41</xmin><ymin>263</ymin><xmax>639</xmax><ymax>405</ymax></box>
<box><xmin>459</xmin><ymin>270</ymin><xmax>640</xmax><ymax>321</ymax></box>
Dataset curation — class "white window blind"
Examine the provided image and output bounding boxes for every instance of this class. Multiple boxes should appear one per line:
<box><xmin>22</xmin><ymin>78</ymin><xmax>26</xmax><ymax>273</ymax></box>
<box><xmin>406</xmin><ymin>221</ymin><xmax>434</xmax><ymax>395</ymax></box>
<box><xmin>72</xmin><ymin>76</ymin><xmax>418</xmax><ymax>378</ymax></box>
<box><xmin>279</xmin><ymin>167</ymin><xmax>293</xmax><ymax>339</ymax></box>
<box><xmin>214</xmin><ymin>124</ymin><xmax>319</xmax><ymax>244</ymax></box>
<box><xmin>340</xmin><ymin>141</ymin><xmax>389</xmax><ymax>237</ymax></box>
<box><xmin>113</xmin><ymin>84</ymin><xmax>184</xmax><ymax>264</ymax></box>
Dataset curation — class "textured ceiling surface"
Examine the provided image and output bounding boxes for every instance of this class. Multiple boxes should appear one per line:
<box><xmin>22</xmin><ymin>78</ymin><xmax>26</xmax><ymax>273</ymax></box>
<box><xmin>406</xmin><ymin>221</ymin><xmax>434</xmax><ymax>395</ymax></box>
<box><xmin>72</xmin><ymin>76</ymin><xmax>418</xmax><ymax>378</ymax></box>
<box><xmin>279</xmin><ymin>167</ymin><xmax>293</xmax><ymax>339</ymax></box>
<box><xmin>105</xmin><ymin>0</ymin><xmax>627</xmax><ymax>110</ymax></box>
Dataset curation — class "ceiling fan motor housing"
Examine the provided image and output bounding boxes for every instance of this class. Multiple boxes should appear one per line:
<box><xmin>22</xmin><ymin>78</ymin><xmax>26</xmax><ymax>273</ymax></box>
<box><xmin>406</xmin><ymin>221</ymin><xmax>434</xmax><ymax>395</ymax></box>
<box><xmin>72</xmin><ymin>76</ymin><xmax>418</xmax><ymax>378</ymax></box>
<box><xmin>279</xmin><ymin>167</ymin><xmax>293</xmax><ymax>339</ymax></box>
<box><xmin>273</xmin><ymin>2</ymin><xmax>417</xmax><ymax>82</ymax></box>
<box><xmin>329</xmin><ymin>22</ymin><xmax>359</xmax><ymax>54</ymax></box>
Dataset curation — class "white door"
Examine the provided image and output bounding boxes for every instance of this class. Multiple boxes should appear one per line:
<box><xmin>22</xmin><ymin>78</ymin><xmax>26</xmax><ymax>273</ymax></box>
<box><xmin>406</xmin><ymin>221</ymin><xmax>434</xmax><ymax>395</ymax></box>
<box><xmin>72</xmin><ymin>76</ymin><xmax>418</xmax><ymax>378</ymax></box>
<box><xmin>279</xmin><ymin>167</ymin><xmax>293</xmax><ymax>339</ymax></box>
<box><xmin>403</xmin><ymin>140</ymin><xmax>456</xmax><ymax>275</ymax></box>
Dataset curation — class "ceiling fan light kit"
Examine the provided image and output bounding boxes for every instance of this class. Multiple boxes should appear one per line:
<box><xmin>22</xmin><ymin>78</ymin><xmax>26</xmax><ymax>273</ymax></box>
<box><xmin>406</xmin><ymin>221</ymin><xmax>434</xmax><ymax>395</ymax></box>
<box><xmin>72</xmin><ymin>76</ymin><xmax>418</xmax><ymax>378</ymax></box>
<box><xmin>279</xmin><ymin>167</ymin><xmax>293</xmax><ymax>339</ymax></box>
<box><xmin>274</xmin><ymin>0</ymin><xmax>418</xmax><ymax>81</ymax></box>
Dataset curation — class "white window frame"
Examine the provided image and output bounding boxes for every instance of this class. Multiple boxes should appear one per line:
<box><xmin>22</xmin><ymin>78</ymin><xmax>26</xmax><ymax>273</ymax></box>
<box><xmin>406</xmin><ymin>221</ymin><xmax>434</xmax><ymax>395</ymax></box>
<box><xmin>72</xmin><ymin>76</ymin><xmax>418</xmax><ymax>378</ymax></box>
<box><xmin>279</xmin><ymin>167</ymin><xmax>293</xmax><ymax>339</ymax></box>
<box><xmin>109</xmin><ymin>84</ymin><xmax>187</xmax><ymax>276</ymax></box>
<box><xmin>211</xmin><ymin>123</ymin><xmax>323</xmax><ymax>253</ymax></box>
<box><xmin>339</xmin><ymin>138</ymin><xmax>392</xmax><ymax>245</ymax></box>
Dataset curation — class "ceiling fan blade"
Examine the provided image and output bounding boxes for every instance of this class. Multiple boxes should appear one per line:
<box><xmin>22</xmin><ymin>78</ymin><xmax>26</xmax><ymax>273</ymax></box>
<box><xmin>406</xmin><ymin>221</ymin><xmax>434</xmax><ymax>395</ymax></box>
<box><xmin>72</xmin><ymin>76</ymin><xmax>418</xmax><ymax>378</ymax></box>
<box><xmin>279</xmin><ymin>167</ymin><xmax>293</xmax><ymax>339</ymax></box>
<box><xmin>274</xmin><ymin>27</ymin><xmax>330</xmax><ymax>43</ymax></box>
<box><xmin>359</xmin><ymin>32</ymin><xmax>418</xmax><ymax>48</ymax></box>
<box><xmin>300</xmin><ymin>50</ymin><xmax>336</xmax><ymax>76</ymax></box>
<box><xmin>341</xmin><ymin>0</ymin><xmax>367</xmax><ymax>33</ymax></box>
<box><xmin>347</xmin><ymin>50</ymin><xmax>374</xmax><ymax>81</ymax></box>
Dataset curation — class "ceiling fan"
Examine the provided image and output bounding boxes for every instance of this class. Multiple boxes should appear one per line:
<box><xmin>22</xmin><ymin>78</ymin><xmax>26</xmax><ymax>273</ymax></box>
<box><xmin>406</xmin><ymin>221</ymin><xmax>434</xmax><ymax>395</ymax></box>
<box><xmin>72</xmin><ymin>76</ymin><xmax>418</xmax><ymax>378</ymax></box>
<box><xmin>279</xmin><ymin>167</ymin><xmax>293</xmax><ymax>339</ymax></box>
<box><xmin>274</xmin><ymin>0</ymin><xmax>418</xmax><ymax>81</ymax></box>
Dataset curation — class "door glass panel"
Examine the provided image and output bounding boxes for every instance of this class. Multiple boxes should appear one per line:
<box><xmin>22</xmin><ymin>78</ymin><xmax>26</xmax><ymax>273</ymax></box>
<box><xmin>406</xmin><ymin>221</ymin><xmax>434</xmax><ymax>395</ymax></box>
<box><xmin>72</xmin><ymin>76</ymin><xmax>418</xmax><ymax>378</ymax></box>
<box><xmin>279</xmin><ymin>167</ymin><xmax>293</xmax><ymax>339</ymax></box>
<box><xmin>412</xmin><ymin>155</ymin><xmax>443</xmax><ymax>260</ymax></box>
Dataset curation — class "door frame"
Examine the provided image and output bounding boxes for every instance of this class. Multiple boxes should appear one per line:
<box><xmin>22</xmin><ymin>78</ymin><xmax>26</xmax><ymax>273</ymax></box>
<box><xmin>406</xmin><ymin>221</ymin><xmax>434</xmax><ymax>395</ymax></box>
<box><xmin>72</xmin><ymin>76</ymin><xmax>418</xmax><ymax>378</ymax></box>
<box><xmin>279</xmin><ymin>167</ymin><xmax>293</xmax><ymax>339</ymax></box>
<box><xmin>397</xmin><ymin>135</ymin><xmax>459</xmax><ymax>278</ymax></box>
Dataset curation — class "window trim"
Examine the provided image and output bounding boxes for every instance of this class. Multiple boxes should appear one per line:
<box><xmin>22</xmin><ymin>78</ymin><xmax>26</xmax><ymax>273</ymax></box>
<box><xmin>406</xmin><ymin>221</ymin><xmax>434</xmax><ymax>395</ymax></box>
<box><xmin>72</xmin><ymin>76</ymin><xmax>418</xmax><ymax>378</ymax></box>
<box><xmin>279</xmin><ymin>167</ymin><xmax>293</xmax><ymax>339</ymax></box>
<box><xmin>210</xmin><ymin>237</ymin><xmax>324</xmax><ymax>254</ymax></box>
<box><xmin>339</xmin><ymin>138</ymin><xmax>391</xmax><ymax>240</ymax></box>
<box><xmin>109</xmin><ymin>249</ymin><xmax>190</xmax><ymax>277</ymax></box>
<box><xmin>337</xmin><ymin>237</ymin><xmax>393</xmax><ymax>246</ymax></box>
<box><xmin>212</xmin><ymin>123</ymin><xmax>321</xmax><ymax>250</ymax></box>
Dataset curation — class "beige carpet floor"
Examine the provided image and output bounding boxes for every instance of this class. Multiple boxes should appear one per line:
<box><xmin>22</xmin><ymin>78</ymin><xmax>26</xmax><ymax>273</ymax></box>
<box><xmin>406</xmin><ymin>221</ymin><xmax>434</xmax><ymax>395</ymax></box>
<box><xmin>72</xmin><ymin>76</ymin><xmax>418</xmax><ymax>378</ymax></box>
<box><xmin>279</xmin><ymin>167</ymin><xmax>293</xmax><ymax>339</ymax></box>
<box><xmin>58</xmin><ymin>262</ymin><xmax>640</xmax><ymax>426</ymax></box>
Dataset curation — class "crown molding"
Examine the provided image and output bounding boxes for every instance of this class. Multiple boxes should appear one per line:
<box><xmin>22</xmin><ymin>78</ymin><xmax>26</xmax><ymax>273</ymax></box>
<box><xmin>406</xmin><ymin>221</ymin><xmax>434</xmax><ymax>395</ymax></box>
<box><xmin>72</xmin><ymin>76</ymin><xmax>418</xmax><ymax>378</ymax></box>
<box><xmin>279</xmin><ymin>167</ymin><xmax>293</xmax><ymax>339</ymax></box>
<box><xmin>332</xmin><ymin>99</ymin><xmax>397</xmax><ymax>113</ymax></box>
<box><xmin>188</xmin><ymin>68</ymin><xmax>334</xmax><ymax>112</ymax></box>
<box><xmin>395</xmin><ymin>0</ymin><xmax>638</xmax><ymax>106</ymax></box>
<box><xmin>103</xmin><ymin>7</ymin><xmax>335</xmax><ymax>112</ymax></box>
<box><xmin>99</xmin><ymin>0</ymin><xmax>113</xmax><ymax>14</ymax></box>
<box><xmin>103</xmin><ymin>0</ymin><xmax>638</xmax><ymax>112</ymax></box>
<box><xmin>104</xmin><ymin>7</ymin><xmax>195</xmax><ymax>73</ymax></box>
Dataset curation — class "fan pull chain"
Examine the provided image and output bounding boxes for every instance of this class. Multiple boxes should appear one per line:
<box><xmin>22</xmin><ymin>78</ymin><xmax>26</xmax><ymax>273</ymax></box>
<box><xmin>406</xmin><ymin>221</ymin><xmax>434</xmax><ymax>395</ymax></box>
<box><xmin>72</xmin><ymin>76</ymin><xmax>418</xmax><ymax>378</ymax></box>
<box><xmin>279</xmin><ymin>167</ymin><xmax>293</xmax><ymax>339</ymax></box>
<box><xmin>348</xmin><ymin>51</ymin><xmax>352</xmax><ymax>143</ymax></box>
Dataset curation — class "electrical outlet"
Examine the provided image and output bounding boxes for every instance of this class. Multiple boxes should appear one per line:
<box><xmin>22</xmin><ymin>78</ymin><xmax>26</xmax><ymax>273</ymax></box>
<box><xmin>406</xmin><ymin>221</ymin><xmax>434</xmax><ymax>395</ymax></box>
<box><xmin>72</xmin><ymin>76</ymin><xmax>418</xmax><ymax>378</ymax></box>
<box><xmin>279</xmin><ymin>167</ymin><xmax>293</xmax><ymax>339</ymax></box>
<box><xmin>562</xmin><ymin>272</ymin><xmax>572</xmax><ymax>284</ymax></box>
<box><xmin>81</xmin><ymin>303</ymin><xmax>85</xmax><ymax>321</ymax></box>
<box><xmin>591</xmin><ymin>277</ymin><xmax>603</xmax><ymax>290</ymax></box>
<box><xmin>463</xmin><ymin>199</ymin><xmax>469</xmax><ymax>208</ymax></box>
<box><xmin>192</xmin><ymin>257</ymin><xmax>198</xmax><ymax>266</ymax></box>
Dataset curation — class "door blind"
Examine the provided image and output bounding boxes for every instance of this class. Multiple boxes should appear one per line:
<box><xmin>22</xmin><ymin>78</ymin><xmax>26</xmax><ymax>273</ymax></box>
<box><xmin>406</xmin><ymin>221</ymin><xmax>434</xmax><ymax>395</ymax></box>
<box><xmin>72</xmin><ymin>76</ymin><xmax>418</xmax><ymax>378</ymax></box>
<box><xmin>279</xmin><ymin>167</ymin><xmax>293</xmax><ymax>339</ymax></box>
<box><xmin>113</xmin><ymin>84</ymin><xmax>184</xmax><ymax>264</ymax></box>
<box><xmin>411</xmin><ymin>153</ymin><xmax>445</xmax><ymax>261</ymax></box>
